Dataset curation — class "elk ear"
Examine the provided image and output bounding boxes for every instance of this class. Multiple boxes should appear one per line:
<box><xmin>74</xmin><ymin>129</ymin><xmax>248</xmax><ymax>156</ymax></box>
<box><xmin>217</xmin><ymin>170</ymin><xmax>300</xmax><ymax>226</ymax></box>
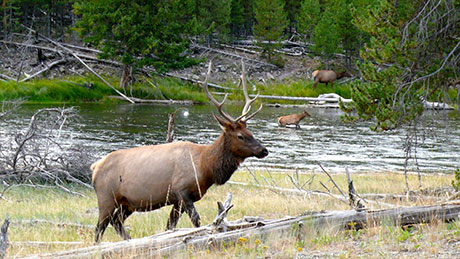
<box><xmin>213</xmin><ymin>113</ymin><xmax>232</xmax><ymax>130</ymax></box>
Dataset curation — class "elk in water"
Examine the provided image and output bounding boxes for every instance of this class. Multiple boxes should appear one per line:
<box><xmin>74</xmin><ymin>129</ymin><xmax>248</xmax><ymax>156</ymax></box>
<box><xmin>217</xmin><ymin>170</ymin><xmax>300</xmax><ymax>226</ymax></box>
<box><xmin>90</xmin><ymin>61</ymin><xmax>268</xmax><ymax>242</ymax></box>
<box><xmin>277</xmin><ymin>110</ymin><xmax>310</xmax><ymax>129</ymax></box>
<box><xmin>312</xmin><ymin>70</ymin><xmax>351</xmax><ymax>88</ymax></box>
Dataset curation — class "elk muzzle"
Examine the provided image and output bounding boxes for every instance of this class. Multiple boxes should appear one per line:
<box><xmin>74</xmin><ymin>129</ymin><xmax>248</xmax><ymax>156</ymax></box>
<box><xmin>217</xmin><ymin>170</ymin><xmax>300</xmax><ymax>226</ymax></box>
<box><xmin>255</xmin><ymin>145</ymin><xmax>269</xmax><ymax>158</ymax></box>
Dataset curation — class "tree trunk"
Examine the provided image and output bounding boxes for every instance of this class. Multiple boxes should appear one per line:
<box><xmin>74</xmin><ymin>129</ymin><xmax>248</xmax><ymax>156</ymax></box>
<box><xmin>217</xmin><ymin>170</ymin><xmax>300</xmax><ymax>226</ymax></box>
<box><xmin>119</xmin><ymin>64</ymin><xmax>133</xmax><ymax>89</ymax></box>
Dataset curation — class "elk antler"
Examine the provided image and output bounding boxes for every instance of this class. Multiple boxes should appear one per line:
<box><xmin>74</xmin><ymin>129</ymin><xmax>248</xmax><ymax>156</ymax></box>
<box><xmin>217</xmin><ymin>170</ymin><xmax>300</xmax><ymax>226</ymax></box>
<box><xmin>202</xmin><ymin>60</ymin><xmax>262</xmax><ymax>124</ymax></box>
<box><xmin>235</xmin><ymin>60</ymin><xmax>262</xmax><ymax>122</ymax></box>
<box><xmin>202</xmin><ymin>60</ymin><xmax>237</xmax><ymax>123</ymax></box>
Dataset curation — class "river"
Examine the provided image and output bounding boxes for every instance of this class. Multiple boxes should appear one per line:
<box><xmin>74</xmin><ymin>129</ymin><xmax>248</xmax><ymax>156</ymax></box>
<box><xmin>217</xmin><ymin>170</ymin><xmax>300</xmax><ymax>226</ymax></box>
<box><xmin>1</xmin><ymin>103</ymin><xmax>459</xmax><ymax>174</ymax></box>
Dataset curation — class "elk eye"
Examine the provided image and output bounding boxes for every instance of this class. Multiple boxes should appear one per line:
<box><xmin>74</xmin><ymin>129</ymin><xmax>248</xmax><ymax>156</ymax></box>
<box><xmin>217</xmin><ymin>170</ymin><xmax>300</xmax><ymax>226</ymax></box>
<box><xmin>237</xmin><ymin>135</ymin><xmax>245</xmax><ymax>140</ymax></box>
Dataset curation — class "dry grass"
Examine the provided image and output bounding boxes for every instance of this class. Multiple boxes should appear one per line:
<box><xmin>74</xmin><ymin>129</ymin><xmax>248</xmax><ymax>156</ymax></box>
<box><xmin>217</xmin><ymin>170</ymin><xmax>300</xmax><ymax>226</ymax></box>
<box><xmin>0</xmin><ymin>170</ymin><xmax>457</xmax><ymax>258</ymax></box>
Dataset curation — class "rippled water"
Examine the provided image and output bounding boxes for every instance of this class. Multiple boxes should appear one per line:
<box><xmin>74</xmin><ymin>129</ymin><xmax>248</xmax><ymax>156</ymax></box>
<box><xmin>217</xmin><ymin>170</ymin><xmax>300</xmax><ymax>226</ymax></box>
<box><xmin>1</xmin><ymin>103</ymin><xmax>459</xmax><ymax>173</ymax></box>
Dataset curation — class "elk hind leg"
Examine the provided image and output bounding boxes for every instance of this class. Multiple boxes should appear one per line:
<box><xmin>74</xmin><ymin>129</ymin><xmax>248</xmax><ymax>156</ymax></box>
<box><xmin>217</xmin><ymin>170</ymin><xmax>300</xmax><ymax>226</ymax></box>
<box><xmin>95</xmin><ymin>206</ymin><xmax>115</xmax><ymax>243</ymax></box>
<box><xmin>111</xmin><ymin>205</ymin><xmax>132</xmax><ymax>240</ymax></box>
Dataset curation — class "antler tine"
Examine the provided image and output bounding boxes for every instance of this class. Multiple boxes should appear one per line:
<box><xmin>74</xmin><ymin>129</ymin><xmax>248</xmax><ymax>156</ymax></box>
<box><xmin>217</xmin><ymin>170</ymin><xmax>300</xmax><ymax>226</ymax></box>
<box><xmin>242</xmin><ymin>103</ymin><xmax>263</xmax><ymax>122</ymax></box>
<box><xmin>202</xmin><ymin>60</ymin><xmax>236</xmax><ymax>123</ymax></box>
<box><xmin>236</xmin><ymin>60</ymin><xmax>262</xmax><ymax>122</ymax></box>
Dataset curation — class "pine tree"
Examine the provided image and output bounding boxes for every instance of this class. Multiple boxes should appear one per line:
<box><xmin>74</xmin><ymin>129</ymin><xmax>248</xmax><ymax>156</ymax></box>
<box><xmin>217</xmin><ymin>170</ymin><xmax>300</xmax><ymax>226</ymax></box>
<box><xmin>253</xmin><ymin>0</ymin><xmax>288</xmax><ymax>64</ymax></box>
<box><xmin>342</xmin><ymin>0</ymin><xmax>460</xmax><ymax>131</ymax></box>
<box><xmin>310</xmin><ymin>9</ymin><xmax>341</xmax><ymax>69</ymax></box>
<box><xmin>194</xmin><ymin>0</ymin><xmax>231</xmax><ymax>44</ymax></box>
<box><xmin>73</xmin><ymin>0</ymin><xmax>199</xmax><ymax>73</ymax></box>
<box><xmin>284</xmin><ymin>0</ymin><xmax>301</xmax><ymax>37</ymax></box>
<box><xmin>297</xmin><ymin>0</ymin><xmax>320</xmax><ymax>42</ymax></box>
<box><xmin>230</xmin><ymin>0</ymin><xmax>245</xmax><ymax>38</ymax></box>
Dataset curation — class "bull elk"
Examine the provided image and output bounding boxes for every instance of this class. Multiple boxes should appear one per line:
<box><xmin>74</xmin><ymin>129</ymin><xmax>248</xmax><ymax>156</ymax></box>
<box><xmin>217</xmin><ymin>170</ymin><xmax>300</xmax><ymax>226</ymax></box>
<box><xmin>90</xmin><ymin>60</ymin><xmax>268</xmax><ymax>242</ymax></box>
<box><xmin>277</xmin><ymin>110</ymin><xmax>310</xmax><ymax>129</ymax></box>
<box><xmin>312</xmin><ymin>70</ymin><xmax>351</xmax><ymax>88</ymax></box>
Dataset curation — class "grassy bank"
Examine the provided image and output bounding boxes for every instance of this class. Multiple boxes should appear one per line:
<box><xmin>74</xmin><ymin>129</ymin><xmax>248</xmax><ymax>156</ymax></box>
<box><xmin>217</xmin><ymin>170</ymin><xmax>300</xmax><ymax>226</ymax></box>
<box><xmin>1</xmin><ymin>74</ymin><xmax>458</xmax><ymax>108</ymax></box>
<box><xmin>0</xmin><ymin>75</ymin><xmax>353</xmax><ymax>104</ymax></box>
<box><xmin>0</xmin><ymin>75</ymin><xmax>209</xmax><ymax>104</ymax></box>
<box><xmin>0</xmin><ymin>170</ymin><xmax>455</xmax><ymax>257</ymax></box>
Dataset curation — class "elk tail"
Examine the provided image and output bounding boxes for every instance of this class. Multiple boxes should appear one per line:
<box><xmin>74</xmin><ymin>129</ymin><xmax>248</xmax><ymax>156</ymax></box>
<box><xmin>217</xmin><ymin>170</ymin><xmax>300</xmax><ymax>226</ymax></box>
<box><xmin>90</xmin><ymin>160</ymin><xmax>101</xmax><ymax>185</ymax></box>
<box><xmin>312</xmin><ymin>70</ymin><xmax>319</xmax><ymax>80</ymax></box>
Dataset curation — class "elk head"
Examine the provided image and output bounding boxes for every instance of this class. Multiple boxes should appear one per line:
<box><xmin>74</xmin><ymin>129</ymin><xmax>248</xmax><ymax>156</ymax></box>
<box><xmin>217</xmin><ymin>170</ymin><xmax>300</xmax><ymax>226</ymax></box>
<box><xmin>202</xmin><ymin>60</ymin><xmax>268</xmax><ymax>162</ymax></box>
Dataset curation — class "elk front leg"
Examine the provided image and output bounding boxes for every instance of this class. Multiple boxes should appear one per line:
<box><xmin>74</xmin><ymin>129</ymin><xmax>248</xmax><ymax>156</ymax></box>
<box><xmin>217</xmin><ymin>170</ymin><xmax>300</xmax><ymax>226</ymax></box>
<box><xmin>184</xmin><ymin>200</ymin><xmax>201</xmax><ymax>228</ymax></box>
<box><xmin>166</xmin><ymin>203</ymin><xmax>184</xmax><ymax>230</ymax></box>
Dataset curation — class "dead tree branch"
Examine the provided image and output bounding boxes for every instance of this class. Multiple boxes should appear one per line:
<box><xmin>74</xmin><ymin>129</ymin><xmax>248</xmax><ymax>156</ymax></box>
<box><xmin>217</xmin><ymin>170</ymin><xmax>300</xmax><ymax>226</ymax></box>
<box><xmin>318</xmin><ymin>164</ymin><xmax>347</xmax><ymax>199</ymax></box>
<box><xmin>24</xmin><ymin>203</ymin><xmax>460</xmax><ymax>258</ymax></box>
<box><xmin>20</xmin><ymin>25</ymin><xmax>134</xmax><ymax>103</ymax></box>
<box><xmin>19</xmin><ymin>58</ymin><xmax>66</xmax><ymax>82</ymax></box>
<box><xmin>0</xmin><ymin>107</ymin><xmax>94</xmax><ymax>191</ymax></box>
<box><xmin>166</xmin><ymin>112</ymin><xmax>175</xmax><ymax>143</ymax></box>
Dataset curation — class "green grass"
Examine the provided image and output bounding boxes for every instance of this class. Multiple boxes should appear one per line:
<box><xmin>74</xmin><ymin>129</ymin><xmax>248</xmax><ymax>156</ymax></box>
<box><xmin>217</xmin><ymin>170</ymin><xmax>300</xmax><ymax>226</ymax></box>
<box><xmin>0</xmin><ymin>74</ymin><xmax>353</xmax><ymax>104</ymax></box>
<box><xmin>255</xmin><ymin>78</ymin><xmax>352</xmax><ymax>102</ymax></box>
<box><xmin>0</xmin><ymin>75</ymin><xmax>209</xmax><ymax>104</ymax></box>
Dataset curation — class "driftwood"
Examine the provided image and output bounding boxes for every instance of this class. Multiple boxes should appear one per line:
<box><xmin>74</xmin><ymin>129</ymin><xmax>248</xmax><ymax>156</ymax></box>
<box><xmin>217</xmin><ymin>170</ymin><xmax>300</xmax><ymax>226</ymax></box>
<box><xmin>346</xmin><ymin>169</ymin><xmax>366</xmax><ymax>211</ymax></box>
<box><xmin>166</xmin><ymin>112</ymin><xmax>175</xmax><ymax>143</ymax></box>
<box><xmin>107</xmin><ymin>96</ymin><xmax>193</xmax><ymax>105</ymax></box>
<box><xmin>250</xmin><ymin>94</ymin><xmax>353</xmax><ymax>103</ymax></box>
<box><xmin>22</xmin><ymin>203</ymin><xmax>460</xmax><ymax>258</ymax></box>
<box><xmin>211</xmin><ymin>193</ymin><xmax>234</xmax><ymax>232</ymax></box>
<box><xmin>0</xmin><ymin>219</ymin><xmax>9</xmax><ymax>259</ymax></box>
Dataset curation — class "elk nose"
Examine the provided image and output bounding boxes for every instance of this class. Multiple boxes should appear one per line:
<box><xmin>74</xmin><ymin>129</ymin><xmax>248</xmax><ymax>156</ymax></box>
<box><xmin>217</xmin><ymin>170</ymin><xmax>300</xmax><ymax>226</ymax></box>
<box><xmin>258</xmin><ymin>148</ymin><xmax>269</xmax><ymax>158</ymax></box>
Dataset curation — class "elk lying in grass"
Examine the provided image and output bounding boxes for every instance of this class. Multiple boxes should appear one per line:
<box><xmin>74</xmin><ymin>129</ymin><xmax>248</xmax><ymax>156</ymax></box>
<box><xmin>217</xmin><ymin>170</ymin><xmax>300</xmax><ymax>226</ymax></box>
<box><xmin>277</xmin><ymin>110</ymin><xmax>310</xmax><ymax>129</ymax></box>
<box><xmin>312</xmin><ymin>70</ymin><xmax>351</xmax><ymax>88</ymax></box>
<box><xmin>90</xmin><ymin>61</ymin><xmax>268</xmax><ymax>243</ymax></box>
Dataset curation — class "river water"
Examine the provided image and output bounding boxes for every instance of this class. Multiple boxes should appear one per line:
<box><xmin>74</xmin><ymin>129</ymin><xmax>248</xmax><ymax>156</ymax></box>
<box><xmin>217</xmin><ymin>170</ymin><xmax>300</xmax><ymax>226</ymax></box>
<box><xmin>1</xmin><ymin>103</ymin><xmax>459</xmax><ymax>174</ymax></box>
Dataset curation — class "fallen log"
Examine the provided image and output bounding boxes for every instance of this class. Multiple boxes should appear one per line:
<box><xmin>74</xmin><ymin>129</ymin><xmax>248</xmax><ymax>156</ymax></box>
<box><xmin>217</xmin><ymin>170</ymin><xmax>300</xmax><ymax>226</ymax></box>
<box><xmin>0</xmin><ymin>219</ymin><xmax>9</xmax><ymax>259</ymax></box>
<box><xmin>249</xmin><ymin>94</ymin><xmax>353</xmax><ymax>103</ymax></box>
<box><xmin>21</xmin><ymin>203</ymin><xmax>460</xmax><ymax>258</ymax></box>
<box><xmin>19</xmin><ymin>58</ymin><xmax>66</xmax><ymax>82</ymax></box>
<box><xmin>21</xmin><ymin>25</ymin><xmax>134</xmax><ymax>104</ymax></box>
<box><xmin>0</xmin><ymin>74</ymin><xmax>14</xmax><ymax>81</ymax></box>
<box><xmin>107</xmin><ymin>96</ymin><xmax>193</xmax><ymax>105</ymax></box>
<box><xmin>191</xmin><ymin>44</ymin><xmax>277</xmax><ymax>69</ymax></box>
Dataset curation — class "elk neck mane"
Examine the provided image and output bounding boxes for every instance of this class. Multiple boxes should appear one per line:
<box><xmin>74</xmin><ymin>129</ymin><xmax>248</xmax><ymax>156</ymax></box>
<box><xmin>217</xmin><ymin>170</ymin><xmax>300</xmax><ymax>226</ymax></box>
<box><xmin>204</xmin><ymin>132</ymin><xmax>240</xmax><ymax>185</ymax></box>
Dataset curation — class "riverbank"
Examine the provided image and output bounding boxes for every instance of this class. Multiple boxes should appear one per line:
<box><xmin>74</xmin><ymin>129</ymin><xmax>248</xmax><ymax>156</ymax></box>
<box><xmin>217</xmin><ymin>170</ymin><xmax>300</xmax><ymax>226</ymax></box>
<box><xmin>0</xmin><ymin>171</ymin><xmax>456</xmax><ymax>258</ymax></box>
<box><xmin>0</xmin><ymin>74</ymin><xmax>356</xmax><ymax>105</ymax></box>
